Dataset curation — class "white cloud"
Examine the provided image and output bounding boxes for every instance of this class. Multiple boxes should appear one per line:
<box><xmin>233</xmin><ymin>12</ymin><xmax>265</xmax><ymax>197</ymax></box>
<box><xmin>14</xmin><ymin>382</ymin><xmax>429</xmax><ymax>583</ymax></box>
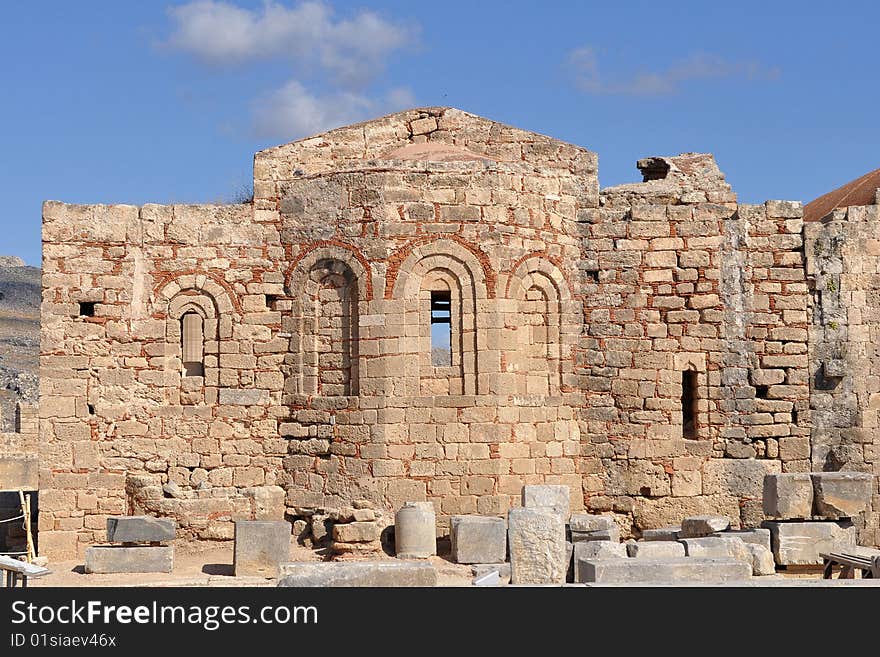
<box><xmin>570</xmin><ymin>46</ymin><xmax>780</xmax><ymax>96</ymax></box>
<box><xmin>251</xmin><ymin>79</ymin><xmax>416</xmax><ymax>140</ymax></box>
<box><xmin>166</xmin><ymin>0</ymin><xmax>415</xmax><ymax>88</ymax></box>
<box><xmin>163</xmin><ymin>1</ymin><xmax>418</xmax><ymax>140</ymax></box>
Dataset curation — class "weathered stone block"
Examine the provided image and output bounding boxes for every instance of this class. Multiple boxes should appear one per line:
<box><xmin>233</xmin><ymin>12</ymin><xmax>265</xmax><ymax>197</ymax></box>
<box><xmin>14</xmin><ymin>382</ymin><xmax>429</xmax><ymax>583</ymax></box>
<box><xmin>508</xmin><ymin>507</ymin><xmax>567</xmax><ymax>584</ymax></box>
<box><xmin>573</xmin><ymin>541</ymin><xmax>627</xmax><ymax>582</ymax></box>
<box><xmin>763</xmin><ymin>473</ymin><xmax>813</xmax><ymax>520</ymax></box>
<box><xmin>522</xmin><ymin>485</ymin><xmax>570</xmax><ymax>518</ymax></box>
<box><xmin>106</xmin><ymin>516</ymin><xmax>176</xmax><ymax>543</ymax></box>
<box><xmin>679</xmin><ymin>536</ymin><xmax>752</xmax><ymax>568</ymax></box>
<box><xmin>278</xmin><ymin>561</ymin><xmax>437</xmax><ymax>587</ymax></box>
<box><xmin>569</xmin><ymin>513</ymin><xmax>615</xmax><ymax>532</ymax></box>
<box><xmin>640</xmin><ymin>526</ymin><xmax>681</xmax><ymax>541</ymax></box>
<box><xmin>218</xmin><ymin>389</ymin><xmax>268</xmax><ymax>406</ymax></box>
<box><xmin>713</xmin><ymin>528</ymin><xmax>772</xmax><ymax>552</ymax></box>
<box><xmin>577</xmin><ymin>557</ymin><xmax>751</xmax><ymax>584</ymax></box>
<box><xmin>395</xmin><ymin>502</ymin><xmax>436</xmax><ymax>559</ymax></box>
<box><xmin>745</xmin><ymin>543</ymin><xmax>776</xmax><ymax>576</ymax></box>
<box><xmin>570</xmin><ymin>527</ymin><xmax>620</xmax><ymax>543</ymax></box>
<box><xmin>450</xmin><ymin>515</ymin><xmax>506</xmax><ymax>564</ymax></box>
<box><xmin>333</xmin><ymin>521</ymin><xmax>380</xmax><ymax>543</ymax></box>
<box><xmin>84</xmin><ymin>546</ymin><xmax>173</xmax><ymax>574</ymax></box>
<box><xmin>811</xmin><ymin>472</ymin><xmax>873</xmax><ymax>519</ymax></box>
<box><xmin>679</xmin><ymin>515</ymin><xmax>731</xmax><ymax>537</ymax></box>
<box><xmin>627</xmin><ymin>541</ymin><xmax>686</xmax><ymax>559</ymax></box>
<box><xmin>471</xmin><ymin>562</ymin><xmax>511</xmax><ymax>585</ymax></box>
<box><xmin>763</xmin><ymin>520</ymin><xmax>856</xmax><ymax>566</ymax></box>
<box><xmin>0</xmin><ymin>456</ymin><xmax>38</xmax><ymax>490</ymax></box>
<box><xmin>233</xmin><ymin>520</ymin><xmax>290</xmax><ymax>577</ymax></box>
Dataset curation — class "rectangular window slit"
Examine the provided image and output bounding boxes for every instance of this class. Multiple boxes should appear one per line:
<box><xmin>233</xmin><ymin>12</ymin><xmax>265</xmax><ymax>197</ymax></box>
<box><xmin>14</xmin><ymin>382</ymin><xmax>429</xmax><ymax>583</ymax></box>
<box><xmin>430</xmin><ymin>290</ymin><xmax>451</xmax><ymax>367</ymax></box>
<box><xmin>682</xmin><ymin>369</ymin><xmax>698</xmax><ymax>439</ymax></box>
<box><xmin>755</xmin><ymin>385</ymin><xmax>769</xmax><ymax>400</ymax></box>
<box><xmin>78</xmin><ymin>302</ymin><xmax>96</xmax><ymax>317</ymax></box>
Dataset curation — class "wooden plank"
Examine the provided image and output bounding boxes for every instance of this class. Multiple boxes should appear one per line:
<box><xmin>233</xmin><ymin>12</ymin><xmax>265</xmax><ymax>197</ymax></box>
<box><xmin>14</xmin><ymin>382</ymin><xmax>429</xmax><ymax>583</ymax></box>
<box><xmin>0</xmin><ymin>555</ymin><xmax>50</xmax><ymax>577</ymax></box>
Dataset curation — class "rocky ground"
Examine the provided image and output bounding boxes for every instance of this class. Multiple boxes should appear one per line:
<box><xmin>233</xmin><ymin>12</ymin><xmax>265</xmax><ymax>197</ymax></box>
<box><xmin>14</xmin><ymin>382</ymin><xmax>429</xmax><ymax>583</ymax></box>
<box><xmin>0</xmin><ymin>257</ymin><xmax>39</xmax><ymax>431</ymax></box>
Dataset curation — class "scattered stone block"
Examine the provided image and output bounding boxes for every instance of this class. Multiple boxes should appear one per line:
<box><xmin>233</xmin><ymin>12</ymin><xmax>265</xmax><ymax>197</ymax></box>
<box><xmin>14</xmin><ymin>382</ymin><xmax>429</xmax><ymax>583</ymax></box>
<box><xmin>763</xmin><ymin>473</ymin><xmax>813</xmax><ymax>520</ymax></box>
<box><xmin>508</xmin><ymin>507</ymin><xmax>567</xmax><ymax>584</ymax></box>
<box><xmin>745</xmin><ymin>543</ymin><xmax>776</xmax><ymax>576</ymax></box>
<box><xmin>451</xmin><ymin>515</ymin><xmax>506</xmax><ymax>564</ymax></box>
<box><xmin>570</xmin><ymin>527</ymin><xmax>620</xmax><ymax>543</ymax></box>
<box><xmin>233</xmin><ymin>520</ymin><xmax>291</xmax><ymax>577</ymax></box>
<box><xmin>712</xmin><ymin>528</ymin><xmax>771</xmax><ymax>552</ymax></box>
<box><xmin>679</xmin><ymin>536</ymin><xmax>751</xmax><ymax>568</ymax></box>
<box><xmin>627</xmin><ymin>541</ymin><xmax>686</xmax><ymax>559</ymax></box>
<box><xmin>640</xmin><ymin>526</ymin><xmax>680</xmax><ymax>541</ymax></box>
<box><xmin>811</xmin><ymin>472</ymin><xmax>873</xmax><ymax>519</ymax></box>
<box><xmin>471</xmin><ymin>563</ymin><xmax>511</xmax><ymax>585</ymax></box>
<box><xmin>575</xmin><ymin>540</ymin><xmax>628</xmax><ymax>561</ymax></box>
<box><xmin>679</xmin><ymin>515</ymin><xmax>731</xmax><ymax>538</ymax></box>
<box><xmin>522</xmin><ymin>485</ymin><xmax>570</xmax><ymax>518</ymax></box>
<box><xmin>577</xmin><ymin>557</ymin><xmax>751</xmax><ymax>584</ymax></box>
<box><xmin>763</xmin><ymin>520</ymin><xmax>856</xmax><ymax>566</ymax></box>
<box><xmin>395</xmin><ymin>502</ymin><xmax>436</xmax><ymax>559</ymax></box>
<box><xmin>278</xmin><ymin>561</ymin><xmax>437</xmax><ymax>587</ymax></box>
<box><xmin>106</xmin><ymin>516</ymin><xmax>176</xmax><ymax>543</ymax></box>
<box><xmin>569</xmin><ymin>514</ymin><xmax>615</xmax><ymax>532</ymax></box>
<box><xmin>84</xmin><ymin>546</ymin><xmax>173</xmax><ymax>574</ymax></box>
<box><xmin>573</xmin><ymin>541</ymin><xmax>626</xmax><ymax>582</ymax></box>
<box><xmin>333</xmin><ymin>521</ymin><xmax>380</xmax><ymax>543</ymax></box>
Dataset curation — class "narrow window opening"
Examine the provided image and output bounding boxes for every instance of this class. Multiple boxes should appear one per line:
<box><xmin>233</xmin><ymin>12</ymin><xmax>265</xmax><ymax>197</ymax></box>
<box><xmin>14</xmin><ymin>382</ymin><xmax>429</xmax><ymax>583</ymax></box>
<box><xmin>682</xmin><ymin>369</ymin><xmax>698</xmax><ymax>439</ymax></box>
<box><xmin>755</xmin><ymin>385</ymin><xmax>769</xmax><ymax>400</ymax></box>
<box><xmin>586</xmin><ymin>269</ymin><xmax>599</xmax><ymax>283</ymax></box>
<box><xmin>181</xmin><ymin>312</ymin><xmax>205</xmax><ymax>377</ymax></box>
<box><xmin>430</xmin><ymin>290</ymin><xmax>452</xmax><ymax>366</ymax></box>
<box><xmin>792</xmin><ymin>408</ymin><xmax>798</xmax><ymax>425</ymax></box>
<box><xmin>79</xmin><ymin>302</ymin><xmax>96</xmax><ymax>317</ymax></box>
<box><xmin>87</xmin><ymin>403</ymin><xmax>95</xmax><ymax>415</ymax></box>
<box><xmin>265</xmin><ymin>294</ymin><xmax>279</xmax><ymax>309</ymax></box>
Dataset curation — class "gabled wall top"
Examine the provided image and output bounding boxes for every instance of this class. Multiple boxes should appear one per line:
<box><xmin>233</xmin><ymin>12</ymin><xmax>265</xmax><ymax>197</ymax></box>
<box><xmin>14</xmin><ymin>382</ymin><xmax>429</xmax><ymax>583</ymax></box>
<box><xmin>253</xmin><ymin>107</ymin><xmax>598</xmax><ymax>181</ymax></box>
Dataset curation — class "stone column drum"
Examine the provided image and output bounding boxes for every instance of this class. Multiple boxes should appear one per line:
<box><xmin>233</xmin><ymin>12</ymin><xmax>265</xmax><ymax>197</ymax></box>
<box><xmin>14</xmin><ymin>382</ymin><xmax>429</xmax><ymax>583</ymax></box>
<box><xmin>394</xmin><ymin>502</ymin><xmax>436</xmax><ymax>559</ymax></box>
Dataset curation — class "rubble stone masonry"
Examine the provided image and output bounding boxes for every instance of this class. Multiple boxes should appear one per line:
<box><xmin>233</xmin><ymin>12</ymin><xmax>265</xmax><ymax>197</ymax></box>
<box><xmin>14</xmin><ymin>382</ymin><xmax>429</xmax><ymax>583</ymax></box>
<box><xmin>33</xmin><ymin>107</ymin><xmax>878</xmax><ymax>558</ymax></box>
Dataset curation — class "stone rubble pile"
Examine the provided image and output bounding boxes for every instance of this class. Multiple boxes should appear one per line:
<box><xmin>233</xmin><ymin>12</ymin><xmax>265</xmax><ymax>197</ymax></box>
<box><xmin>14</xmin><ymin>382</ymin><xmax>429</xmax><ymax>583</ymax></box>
<box><xmin>290</xmin><ymin>500</ymin><xmax>390</xmax><ymax>559</ymax></box>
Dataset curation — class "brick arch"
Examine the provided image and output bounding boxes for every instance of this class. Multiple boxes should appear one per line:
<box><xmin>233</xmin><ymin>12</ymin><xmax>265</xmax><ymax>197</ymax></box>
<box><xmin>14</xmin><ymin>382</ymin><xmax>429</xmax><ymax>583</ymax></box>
<box><xmin>286</xmin><ymin>241</ymin><xmax>372</xmax><ymax>300</ymax></box>
<box><xmin>387</xmin><ymin>236</ymin><xmax>493</xmax><ymax>300</ymax></box>
<box><xmin>154</xmin><ymin>272</ymin><xmax>238</xmax><ymax>315</ymax></box>
<box><xmin>505</xmin><ymin>253</ymin><xmax>574</xmax><ymax>300</ymax></box>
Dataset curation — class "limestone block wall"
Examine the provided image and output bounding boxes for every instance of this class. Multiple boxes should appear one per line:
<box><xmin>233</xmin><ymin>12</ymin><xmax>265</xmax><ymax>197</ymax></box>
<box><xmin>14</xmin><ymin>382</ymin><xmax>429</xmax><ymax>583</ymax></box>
<box><xmin>578</xmin><ymin>198</ymin><xmax>810</xmax><ymax>532</ymax></box>
<box><xmin>270</xmin><ymin>160</ymin><xmax>592</xmax><ymax>527</ymax></box>
<box><xmin>39</xmin><ymin>201</ymin><xmax>289</xmax><ymax>558</ymax></box>
<box><xmin>806</xmin><ymin>207</ymin><xmax>880</xmax><ymax>544</ymax></box>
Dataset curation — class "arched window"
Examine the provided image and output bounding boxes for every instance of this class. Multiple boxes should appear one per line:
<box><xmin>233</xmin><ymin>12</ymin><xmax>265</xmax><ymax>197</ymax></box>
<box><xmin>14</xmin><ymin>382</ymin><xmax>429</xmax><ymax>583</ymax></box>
<box><xmin>181</xmin><ymin>311</ymin><xmax>205</xmax><ymax>377</ymax></box>
<box><xmin>288</xmin><ymin>258</ymin><xmax>359</xmax><ymax>397</ymax></box>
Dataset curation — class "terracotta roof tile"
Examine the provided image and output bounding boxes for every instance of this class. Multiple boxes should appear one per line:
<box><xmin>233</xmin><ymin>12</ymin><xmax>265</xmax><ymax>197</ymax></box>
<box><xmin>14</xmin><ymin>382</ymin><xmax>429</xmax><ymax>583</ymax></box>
<box><xmin>804</xmin><ymin>168</ymin><xmax>880</xmax><ymax>222</ymax></box>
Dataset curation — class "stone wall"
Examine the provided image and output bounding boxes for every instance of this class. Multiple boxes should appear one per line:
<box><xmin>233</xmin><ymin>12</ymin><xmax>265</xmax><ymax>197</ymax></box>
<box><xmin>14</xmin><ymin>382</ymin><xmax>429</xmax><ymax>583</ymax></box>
<box><xmin>580</xmin><ymin>169</ymin><xmax>810</xmax><ymax>531</ymax></box>
<box><xmin>805</xmin><ymin>207</ymin><xmax>880</xmax><ymax>544</ymax></box>
<box><xmin>35</xmin><ymin>107</ymin><xmax>876</xmax><ymax>558</ymax></box>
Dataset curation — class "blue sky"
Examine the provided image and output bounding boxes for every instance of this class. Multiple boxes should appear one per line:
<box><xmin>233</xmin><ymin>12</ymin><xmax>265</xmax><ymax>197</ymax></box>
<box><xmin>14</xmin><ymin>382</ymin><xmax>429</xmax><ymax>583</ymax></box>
<box><xmin>2</xmin><ymin>1</ymin><xmax>879</xmax><ymax>266</ymax></box>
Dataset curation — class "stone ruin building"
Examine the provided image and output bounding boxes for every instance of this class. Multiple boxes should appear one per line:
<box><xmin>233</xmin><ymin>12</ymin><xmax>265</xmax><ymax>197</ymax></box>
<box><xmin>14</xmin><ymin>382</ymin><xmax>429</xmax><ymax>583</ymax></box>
<box><xmin>5</xmin><ymin>107</ymin><xmax>879</xmax><ymax>560</ymax></box>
